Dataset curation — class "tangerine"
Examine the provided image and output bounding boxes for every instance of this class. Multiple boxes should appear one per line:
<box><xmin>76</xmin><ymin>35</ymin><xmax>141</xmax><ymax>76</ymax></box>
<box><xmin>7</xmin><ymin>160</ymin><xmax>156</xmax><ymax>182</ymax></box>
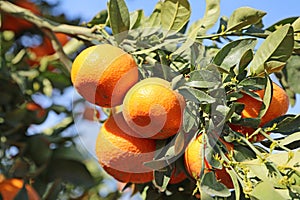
<box><xmin>0</xmin><ymin>178</ymin><xmax>40</xmax><ymax>200</ymax></box>
<box><xmin>230</xmin><ymin>82</ymin><xmax>289</xmax><ymax>142</ymax></box>
<box><xmin>71</xmin><ymin>44</ymin><xmax>138</xmax><ymax>107</ymax></box>
<box><xmin>123</xmin><ymin>77</ymin><xmax>185</xmax><ymax>139</ymax></box>
<box><xmin>95</xmin><ymin>112</ymin><xmax>156</xmax><ymax>183</ymax></box>
<box><xmin>184</xmin><ymin>134</ymin><xmax>234</xmax><ymax>189</ymax></box>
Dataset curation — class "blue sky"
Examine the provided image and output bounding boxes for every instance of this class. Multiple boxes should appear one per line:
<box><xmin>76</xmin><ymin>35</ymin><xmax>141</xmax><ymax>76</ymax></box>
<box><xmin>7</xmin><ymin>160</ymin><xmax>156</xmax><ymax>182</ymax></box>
<box><xmin>51</xmin><ymin>0</ymin><xmax>300</xmax><ymax>114</ymax></box>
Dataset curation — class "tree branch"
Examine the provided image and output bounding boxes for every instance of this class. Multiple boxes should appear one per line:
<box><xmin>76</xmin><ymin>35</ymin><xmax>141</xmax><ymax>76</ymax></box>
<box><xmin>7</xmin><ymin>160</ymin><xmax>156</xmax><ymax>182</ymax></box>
<box><xmin>0</xmin><ymin>1</ymin><xmax>106</xmax><ymax>41</ymax></box>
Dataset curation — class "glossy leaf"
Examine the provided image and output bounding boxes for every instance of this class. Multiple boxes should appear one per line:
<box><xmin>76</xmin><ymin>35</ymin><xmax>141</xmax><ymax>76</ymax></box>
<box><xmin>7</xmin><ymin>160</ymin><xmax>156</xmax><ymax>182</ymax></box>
<box><xmin>172</xmin><ymin>0</ymin><xmax>219</xmax><ymax>57</ymax></box>
<box><xmin>266</xmin><ymin>16</ymin><xmax>299</xmax><ymax>32</ymax></box>
<box><xmin>87</xmin><ymin>10</ymin><xmax>108</xmax><ymax>27</ymax></box>
<box><xmin>238</xmin><ymin>49</ymin><xmax>254</xmax><ymax>75</ymax></box>
<box><xmin>130</xmin><ymin>9</ymin><xmax>145</xmax><ymax>29</ymax></box>
<box><xmin>178</xmin><ymin>87</ymin><xmax>215</xmax><ymax>104</ymax></box>
<box><xmin>183</xmin><ymin>102</ymin><xmax>199</xmax><ymax>133</ymax></box>
<box><xmin>200</xmin><ymin>172</ymin><xmax>231</xmax><ymax>197</ymax></box>
<box><xmin>258</xmin><ymin>75</ymin><xmax>272</xmax><ymax>118</ymax></box>
<box><xmin>285</xmin><ymin>55</ymin><xmax>300</xmax><ymax>93</ymax></box>
<box><xmin>161</xmin><ymin>0</ymin><xmax>191</xmax><ymax>34</ymax></box>
<box><xmin>189</xmin><ymin>69</ymin><xmax>221</xmax><ymax>84</ymax></box>
<box><xmin>278</xmin><ymin>131</ymin><xmax>300</xmax><ymax>146</ymax></box>
<box><xmin>188</xmin><ymin>0</ymin><xmax>220</xmax><ymax>36</ymax></box>
<box><xmin>250</xmin><ymin>182</ymin><xmax>289</xmax><ymax>200</ymax></box>
<box><xmin>227</xmin><ymin>7</ymin><xmax>266</xmax><ymax>31</ymax></box>
<box><xmin>142</xmin><ymin>1</ymin><xmax>162</xmax><ymax>30</ymax></box>
<box><xmin>108</xmin><ymin>0</ymin><xmax>130</xmax><ymax>43</ymax></box>
<box><xmin>213</xmin><ymin>38</ymin><xmax>257</xmax><ymax>72</ymax></box>
<box><xmin>250</xmin><ymin>24</ymin><xmax>294</xmax><ymax>76</ymax></box>
<box><xmin>272</xmin><ymin>114</ymin><xmax>300</xmax><ymax>134</ymax></box>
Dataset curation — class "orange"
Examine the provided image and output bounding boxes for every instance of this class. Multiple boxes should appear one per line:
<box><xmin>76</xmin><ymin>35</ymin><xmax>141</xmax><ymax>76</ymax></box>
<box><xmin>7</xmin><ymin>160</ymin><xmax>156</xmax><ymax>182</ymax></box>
<box><xmin>184</xmin><ymin>134</ymin><xmax>234</xmax><ymax>189</ymax></box>
<box><xmin>123</xmin><ymin>77</ymin><xmax>185</xmax><ymax>139</ymax></box>
<box><xmin>0</xmin><ymin>178</ymin><xmax>40</xmax><ymax>200</ymax></box>
<box><xmin>230</xmin><ymin>82</ymin><xmax>289</xmax><ymax>142</ymax></box>
<box><xmin>1</xmin><ymin>0</ymin><xmax>41</xmax><ymax>33</ymax></box>
<box><xmin>95</xmin><ymin>112</ymin><xmax>156</xmax><ymax>183</ymax></box>
<box><xmin>169</xmin><ymin>168</ymin><xmax>187</xmax><ymax>184</ymax></box>
<box><xmin>71</xmin><ymin>44</ymin><xmax>138</xmax><ymax>107</ymax></box>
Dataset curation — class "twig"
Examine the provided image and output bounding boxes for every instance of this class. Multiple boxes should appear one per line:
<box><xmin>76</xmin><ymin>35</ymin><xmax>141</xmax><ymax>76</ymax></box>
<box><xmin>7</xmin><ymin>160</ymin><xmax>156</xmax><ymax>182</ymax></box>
<box><xmin>43</xmin><ymin>29</ymin><xmax>72</xmax><ymax>72</ymax></box>
<box><xmin>0</xmin><ymin>1</ymin><xmax>106</xmax><ymax>41</ymax></box>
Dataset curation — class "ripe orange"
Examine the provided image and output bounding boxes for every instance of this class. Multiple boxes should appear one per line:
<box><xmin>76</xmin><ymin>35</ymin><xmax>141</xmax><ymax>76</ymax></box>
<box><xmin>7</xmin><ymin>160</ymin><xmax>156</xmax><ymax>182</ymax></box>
<box><xmin>184</xmin><ymin>134</ymin><xmax>233</xmax><ymax>189</ymax></box>
<box><xmin>169</xmin><ymin>168</ymin><xmax>187</xmax><ymax>184</ymax></box>
<box><xmin>71</xmin><ymin>44</ymin><xmax>138</xmax><ymax>108</ymax></box>
<box><xmin>0</xmin><ymin>0</ymin><xmax>41</xmax><ymax>33</ymax></box>
<box><xmin>230</xmin><ymin>82</ymin><xmax>289</xmax><ymax>142</ymax></box>
<box><xmin>95</xmin><ymin>112</ymin><xmax>156</xmax><ymax>183</ymax></box>
<box><xmin>123</xmin><ymin>77</ymin><xmax>185</xmax><ymax>139</ymax></box>
<box><xmin>0</xmin><ymin>178</ymin><xmax>40</xmax><ymax>200</ymax></box>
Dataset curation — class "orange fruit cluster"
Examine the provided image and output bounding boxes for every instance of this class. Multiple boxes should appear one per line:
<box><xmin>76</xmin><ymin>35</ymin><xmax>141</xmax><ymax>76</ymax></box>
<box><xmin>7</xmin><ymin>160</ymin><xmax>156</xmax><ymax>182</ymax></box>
<box><xmin>71</xmin><ymin>44</ymin><xmax>187</xmax><ymax>184</ymax></box>
<box><xmin>0</xmin><ymin>178</ymin><xmax>40</xmax><ymax>200</ymax></box>
<box><xmin>230</xmin><ymin>82</ymin><xmax>289</xmax><ymax>142</ymax></box>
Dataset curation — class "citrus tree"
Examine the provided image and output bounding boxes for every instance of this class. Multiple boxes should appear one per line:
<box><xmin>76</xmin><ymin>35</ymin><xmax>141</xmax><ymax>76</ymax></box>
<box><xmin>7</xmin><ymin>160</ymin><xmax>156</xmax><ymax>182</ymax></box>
<box><xmin>1</xmin><ymin>0</ymin><xmax>300</xmax><ymax>199</ymax></box>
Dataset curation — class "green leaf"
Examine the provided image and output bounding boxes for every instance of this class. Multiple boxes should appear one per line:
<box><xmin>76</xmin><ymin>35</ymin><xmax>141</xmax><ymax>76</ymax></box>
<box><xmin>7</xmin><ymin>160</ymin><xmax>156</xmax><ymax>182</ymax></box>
<box><xmin>278</xmin><ymin>132</ymin><xmax>300</xmax><ymax>146</ymax></box>
<box><xmin>130</xmin><ymin>9</ymin><xmax>145</xmax><ymax>29</ymax></box>
<box><xmin>178</xmin><ymin>87</ymin><xmax>215</xmax><ymax>104</ymax></box>
<box><xmin>183</xmin><ymin>102</ymin><xmax>199</xmax><ymax>133</ymax></box>
<box><xmin>14</xmin><ymin>183</ymin><xmax>29</xmax><ymax>200</ymax></box>
<box><xmin>272</xmin><ymin>114</ymin><xmax>300</xmax><ymax>134</ymax></box>
<box><xmin>142</xmin><ymin>1</ymin><xmax>162</xmax><ymax>30</ymax></box>
<box><xmin>258</xmin><ymin>76</ymin><xmax>272</xmax><ymax>118</ymax></box>
<box><xmin>189</xmin><ymin>69</ymin><xmax>221</xmax><ymax>84</ymax></box>
<box><xmin>187</xmin><ymin>0</ymin><xmax>220</xmax><ymax>36</ymax></box>
<box><xmin>46</xmin><ymin>159</ymin><xmax>95</xmax><ymax>187</ymax></box>
<box><xmin>250</xmin><ymin>182</ymin><xmax>288</xmax><ymax>200</ymax></box>
<box><xmin>238</xmin><ymin>49</ymin><xmax>254</xmax><ymax>75</ymax></box>
<box><xmin>200</xmin><ymin>172</ymin><xmax>231</xmax><ymax>197</ymax></box>
<box><xmin>266</xmin><ymin>16</ymin><xmax>299</xmax><ymax>32</ymax></box>
<box><xmin>108</xmin><ymin>0</ymin><xmax>130</xmax><ymax>43</ymax></box>
<box><xmin>285</xmin><ymin>55</ymin><xmax>300</xmax><ymax>93</ymax></box>
<box><xmin>250</xmin><ymin>24</ymin><xmax>294</xmax><ymax>76</ymax></box>
<box><xmin>292</xmin><ymin>17</ymin><xmax>300</xmax><ymax>41</ymax></box>
<box><xmin>171</xmin><ymin>0</ymin><xmax>219</xmax><ymax>58</ymax></box>
<box><xmin>87</xmin><ymin>10</ymin><xmax>108</xmax><ymax>27</ymax></box>
<box><xmin>27</xmin><ymin>135</ymin><xmax>52</xmax><ymax>166</ymax></box>
<box><xmin>52</xmin><ymin>145</ymin><xmax>86</xmax><ymax>162</ymax></box>
<box><xmin>226</xmin><ymin>168</ymin><xmax>240</xmax><ymax>200</ymax></box>
<box><xmin>238</xmin><ymin>77</ymin><xmax>266</xmax><ymax>90</ymax></box>
<box><xmin>227</xmin><ymin>7</ymin><xmax>266</xmax><ymax>31</ymax></box>
<box><xmin>213</xmin><ymin>38</ymin><xmax>257</xmax><ymax>72</ymax></box>
<box><xmin>144</xmin><ymin>158</ymin><xmax>168</xmax><ymax>170</ymax></box>
<box><xmin>161</xmin><ymin>0</ymin><xmax>191</xmax><ymax>34</ymax></box>
<box><xmin>233</xmin><ymin>145</ymin><xmax>256</xmax><ymax>162</ymax></box>
<box><xmin>41</xmin><ymin>71</ymin><xmax>71</xmax><ymax>90</ymax></box>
